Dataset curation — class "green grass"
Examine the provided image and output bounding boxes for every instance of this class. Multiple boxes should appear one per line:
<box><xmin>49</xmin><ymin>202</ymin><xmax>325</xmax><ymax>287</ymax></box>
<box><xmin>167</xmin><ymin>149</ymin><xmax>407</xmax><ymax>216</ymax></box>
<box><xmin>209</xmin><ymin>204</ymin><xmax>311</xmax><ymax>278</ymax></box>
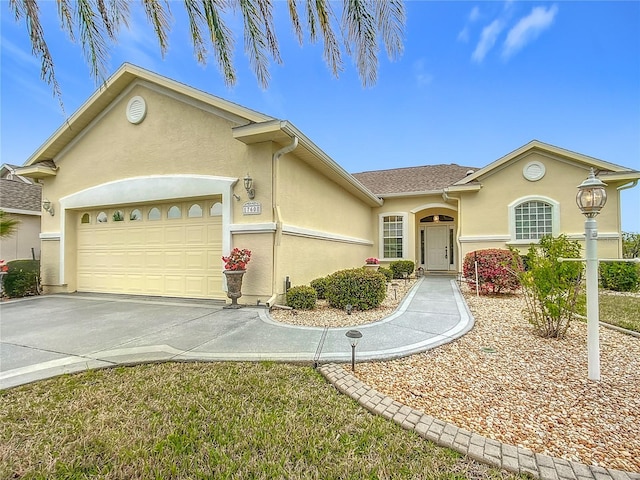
<box><xmin>0</xmin><ymin>362</ymin><xmax>524</xmax><ymax>479</ymax></box>
<box><xmin>598</xmin><ymin>293</ymin><xmax>640</xmax><ymax>332</ymax></box>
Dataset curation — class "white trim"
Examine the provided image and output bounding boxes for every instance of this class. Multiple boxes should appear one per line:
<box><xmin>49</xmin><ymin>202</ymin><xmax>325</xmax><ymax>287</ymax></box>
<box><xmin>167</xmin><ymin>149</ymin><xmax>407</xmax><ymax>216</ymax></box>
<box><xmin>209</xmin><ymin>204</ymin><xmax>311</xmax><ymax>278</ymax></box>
<box><xmin>230</xmin><ymin>223</ymin><xmax>277</xmax><ymax>233</ymax></box>
<box><xmin>282</xmin><ymin>224</ymin><xmax>373</xmax><ymax>245</ymax></box>
<box><xmin>40</xmin><ymin>232</ymin><xmax>61</xmax><ymax>240</ymax></box>
<box><xmin>508</xmin><ymin>195</ymin><xmax>560</xmax><ymax>242</ymax></box>
<box><xmin>379</xmin><ymin>212</ymin><xmax>409</xmax><ymax>260</ymax></box>
<box><xmin>459</xmin><ymin>235</ymin><xmax>511</xmax><ymax>243</ymax></box>
<box><xmin>567</xmin><ymin>232</ymin><xmax>621</xmax><ymax>240</ymax></box>
<box><xmin>410</xmin><ymin>202</ymin><xmax>457</xmax><ymax>214</ymax></box>
<box><xmin>57</xmin><ymin>174</ymin><xmax>236</xmax><ymax>287</ymax></box>
<box><xmin>1</xmin><ymin>207</ymin><xmax>41</xmax><ymax>216</ymax></box>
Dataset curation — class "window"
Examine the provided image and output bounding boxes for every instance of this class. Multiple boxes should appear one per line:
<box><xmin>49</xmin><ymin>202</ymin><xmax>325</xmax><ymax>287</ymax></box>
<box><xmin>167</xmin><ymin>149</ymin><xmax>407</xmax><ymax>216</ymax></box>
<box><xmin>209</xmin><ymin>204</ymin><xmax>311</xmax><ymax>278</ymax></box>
<box><xmin>167</xmin><ymin>205</ymin><xmax>181</xmax><ymax>219</ymax></box>
<box><xmin>113</xmin><ymin>210</ymin><xmax>124</xmax><ymax>222</ymax></box>
<box><xmin>97</xmin><ymin>212</ymin><xmax>108</xmax><ymax>223</ymax></box>
<box><xmin>509</xmin><ymin>196</ymin><xmax>559</xmax><ymax>242</ymax></box>
<box><xmin>80</xmin><ymin>213</ymin><xmax>90</xmax><ymax>224</ymax></box>
<box><xmin>130</xmin><ymin>209</ymin><xmax>142</xmax><ymax>221</ymax></box>
<box><xmin>381</xmin><ymin>214</ymin><xmax>405</xmax><ymax>259</ymax></box>
<box><xmin>148</xmin><ymin>207</ymin><xmax>161</xmax><ymax>221</ymax></box>
<box><xmin>210</xmin><ymin>202</ymin><xmax>223</xmax><ymax>217</ymax></box>
<box><xmin>188</xmin><ymin>204</ymin><xmax>203</xmax><ymax>218</ymax></box>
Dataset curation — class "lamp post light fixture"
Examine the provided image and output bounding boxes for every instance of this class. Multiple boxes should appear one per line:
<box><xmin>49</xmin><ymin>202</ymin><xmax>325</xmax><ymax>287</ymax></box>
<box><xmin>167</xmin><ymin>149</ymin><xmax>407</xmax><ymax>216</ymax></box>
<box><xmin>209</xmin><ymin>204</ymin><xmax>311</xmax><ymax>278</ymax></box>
<box><xmin>345</xmin><ymin>329</ymin><xmax>362</xmax><ymax>372</ymax></box>
<box><xmin>576</xmin><ymin>168</ymin><xmax>607</xmax><ymax>381</ymax></box>
<box><xmin>243</xmin><ymin>173</ymin><xmax>255</xmax><ymax>199</ymax></box>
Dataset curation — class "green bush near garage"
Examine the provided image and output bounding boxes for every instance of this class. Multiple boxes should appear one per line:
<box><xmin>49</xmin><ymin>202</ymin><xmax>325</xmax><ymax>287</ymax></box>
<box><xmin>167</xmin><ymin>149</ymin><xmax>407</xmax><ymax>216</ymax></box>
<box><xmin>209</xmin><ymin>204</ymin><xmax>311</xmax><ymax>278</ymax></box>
<box><xmin>3</xmin><ymin>260</ymin><xmax>40</xmax><ymax>298</ymax></box>
<box><xmin>377</xmin><ymin>266</ymin><xmax>393</xmax><ymax>282</ymax></box>
<box><xmin>325</xmin><ymin>268</ymin><xmax>386</xmax><ymax>311</ymax></box>
<box><xmin>310</xmin><ymin>277</ymin><xmax>330</xmax><ymax>300</ymax></box>
<box><xmin>286</xmin><ymin>285</ymin><xmax>317</xmax><ymax>310</ymax></box>
<box><xmin>389</xmin><ymin>260</ymin><xmax>415</xmax><ymax>279</ymax></box>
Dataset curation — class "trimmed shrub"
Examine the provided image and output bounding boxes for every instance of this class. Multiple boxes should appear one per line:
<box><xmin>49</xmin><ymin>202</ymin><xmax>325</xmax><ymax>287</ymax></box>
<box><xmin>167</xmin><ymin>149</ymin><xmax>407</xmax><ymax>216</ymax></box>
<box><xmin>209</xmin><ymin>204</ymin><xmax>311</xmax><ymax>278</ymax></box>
<box><xmin>325</xmin><ymin>268</ymin><xmax>386</xmax><ymax>311</ymax></box>
<box><xmin>4</xmin><ymin>260</ymin><xmax>40</xmax><ymax>298</ymax></box>
<box><xmin>389</xmin><ymin>260</ymin><xmax>414</xmax><ymax>279</ymax></box>
<box><xmin>286</xmin><ymin>285</ymin><xmax>317</xmax><ymax>310</ymax></box>
<box><xmin>378</xmin><ymin>267</ymin><xmax>393</xmax><ymax>282</ymax></box>
<box><xmin>462</xmin><ymin>249</ymin><xmax>522</xmax><ymax>294</ymax></box>
<box><xmin>519</xmin><ymin>235</ymin><xmax>584</xmax><ymax>339</ymax></box>
<box><xmin>600</xmin><ymin>261</ymin><xmax>639</xmax><ymax>292</ymax></box>
<box><xmin>310</xmin><ymin>277</ymin><xmax>330</xmax><ymax>300</ymax></box>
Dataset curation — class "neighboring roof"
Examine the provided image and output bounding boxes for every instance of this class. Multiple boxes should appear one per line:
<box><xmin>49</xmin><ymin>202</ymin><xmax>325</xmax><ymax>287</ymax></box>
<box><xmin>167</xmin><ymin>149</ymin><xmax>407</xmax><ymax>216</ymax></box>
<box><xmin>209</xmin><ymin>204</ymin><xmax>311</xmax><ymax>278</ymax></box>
<box><xmin>455</xmin><ymin>140</ymin><xmax>640</xmax><ymax>186</ymax></box>
<box><xmin>0</xmin><ymin>179</ymin><xmax>42</xmax><ymax>213</ymax></box>
<box><xmin>352</xmin><ymin>164</ymin><xmax>477</xmax><ymax>196</ymax></box>
<box><xmin>22</xmin><ymin>63</ymin><xmax>273</xmax><ymax>167</ymax></box>
<box><xmin>0</xmin><ymin>164</ymin><xmax>34</xmax><ymax>184</ymax></box>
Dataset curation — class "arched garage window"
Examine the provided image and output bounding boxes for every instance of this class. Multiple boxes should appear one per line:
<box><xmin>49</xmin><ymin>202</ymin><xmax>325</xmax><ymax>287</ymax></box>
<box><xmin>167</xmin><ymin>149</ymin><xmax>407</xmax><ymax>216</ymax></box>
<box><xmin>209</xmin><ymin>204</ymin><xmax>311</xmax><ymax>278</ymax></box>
<box><xmin>509</xmin><ymin>196</ymin><xmax>559</xmax><ymax>242</ymax></box>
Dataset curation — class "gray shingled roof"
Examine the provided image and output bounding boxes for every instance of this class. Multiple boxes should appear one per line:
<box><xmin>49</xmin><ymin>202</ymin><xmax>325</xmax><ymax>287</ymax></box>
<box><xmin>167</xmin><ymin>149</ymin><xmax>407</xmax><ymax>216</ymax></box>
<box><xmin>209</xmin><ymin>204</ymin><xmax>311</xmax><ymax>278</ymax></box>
<box><xmin>352</xmin><ymin>164</ymin><xmax>477</xmax><ymax>196</ymax></box>
<box><xmin>0</xmin><ymin>179</ymin><xmax>42</xmax><ymax>212</ymax></box>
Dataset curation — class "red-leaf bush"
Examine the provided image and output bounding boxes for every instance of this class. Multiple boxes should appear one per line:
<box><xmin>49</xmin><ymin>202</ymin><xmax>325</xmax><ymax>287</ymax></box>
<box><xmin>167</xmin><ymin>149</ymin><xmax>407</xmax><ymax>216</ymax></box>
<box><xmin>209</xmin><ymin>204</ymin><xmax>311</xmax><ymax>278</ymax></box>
<box><xmin>463</xmin><ymin>249</ymin><xmax>523</xmax><ymax>294</ymax></box>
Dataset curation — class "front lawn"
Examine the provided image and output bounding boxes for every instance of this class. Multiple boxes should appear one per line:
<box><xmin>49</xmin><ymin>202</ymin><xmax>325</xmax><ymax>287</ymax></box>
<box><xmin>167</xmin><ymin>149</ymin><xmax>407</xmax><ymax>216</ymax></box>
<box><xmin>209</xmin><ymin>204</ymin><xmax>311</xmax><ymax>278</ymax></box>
<box><xmin>599</xmin><ymin>292</ymin><xmax>640</xmax><ymax>332</ymax></box>
<box><xmin>0</xmin><ymin>362</ymin><xmax>523</xmax><ymax>479</ymax></box>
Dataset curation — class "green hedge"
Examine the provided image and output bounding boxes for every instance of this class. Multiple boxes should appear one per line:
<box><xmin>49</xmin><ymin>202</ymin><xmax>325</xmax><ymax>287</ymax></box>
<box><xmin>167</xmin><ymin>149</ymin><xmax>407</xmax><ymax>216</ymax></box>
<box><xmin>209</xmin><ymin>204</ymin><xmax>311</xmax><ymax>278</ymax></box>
<box><xmin>378</xmin><ymin>267</ymin><xmax>393</xmax><ymax>282</ymax></box>
<box><xmin>600</xmin><ymin>261</ymin><xmax>639</xmax><ymax>292</ymax></box>
<box><xmin>389</xmin><ymin>260</ymin><xmax>415</xmax><ymax>279</ymax></box>
<box><xmin>325</xmin><ymin>268</ymin><xmax>386</xmax><ymax>311</ymax></box>
<box><xmin>3</xmin><ymin>260</ymin><xmax>40</xmax><ymax>298</ymax></box>
<box><xmin>310</xmin><ymin>277</ymin><xmax>329</xmax><ymax>300</ymax></box>
<box><xmin>286</xmin><ymin>285</ymin><xmax>317</xmax><ymax>310</ymax></box>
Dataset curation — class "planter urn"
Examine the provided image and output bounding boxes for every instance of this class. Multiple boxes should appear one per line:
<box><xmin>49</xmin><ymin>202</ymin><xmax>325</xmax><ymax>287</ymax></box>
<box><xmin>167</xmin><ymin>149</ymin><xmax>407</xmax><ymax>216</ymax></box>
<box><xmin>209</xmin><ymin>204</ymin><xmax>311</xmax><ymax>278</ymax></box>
<box><xmin>364</xmin><ymin>264</ymin><xmax>380</xmax><ymax>272</ymax></box>
<box><xmin>223</xmin><ymin>270</ymin><xmax>246</xmax><ymax>308</ymax></box>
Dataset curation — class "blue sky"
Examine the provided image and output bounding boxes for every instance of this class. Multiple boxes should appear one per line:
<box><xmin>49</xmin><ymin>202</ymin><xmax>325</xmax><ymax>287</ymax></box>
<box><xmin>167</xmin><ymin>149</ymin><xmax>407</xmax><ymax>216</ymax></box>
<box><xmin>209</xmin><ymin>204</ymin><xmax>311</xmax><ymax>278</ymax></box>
<box><xmin>2</xmin><ymin>1</ymin><xmax>639</xmax><ymax>232</ymax></box>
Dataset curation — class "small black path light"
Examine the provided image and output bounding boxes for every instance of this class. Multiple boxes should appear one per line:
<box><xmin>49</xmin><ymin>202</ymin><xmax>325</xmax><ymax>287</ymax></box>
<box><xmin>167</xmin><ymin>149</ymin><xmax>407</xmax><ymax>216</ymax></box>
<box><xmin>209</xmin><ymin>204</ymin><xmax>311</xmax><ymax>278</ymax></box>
<box><xmin>345</xmin><ymin>330</ymin><xmax>363</xmax><ymax>372</ymax></box>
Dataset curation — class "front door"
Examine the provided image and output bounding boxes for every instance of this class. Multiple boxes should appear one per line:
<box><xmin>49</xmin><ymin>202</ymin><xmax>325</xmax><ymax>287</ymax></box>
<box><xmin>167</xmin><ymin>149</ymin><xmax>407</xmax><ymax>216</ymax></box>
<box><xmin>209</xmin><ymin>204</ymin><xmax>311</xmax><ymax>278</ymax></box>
<box><xmin>426</xmin><ymin>226</ymin><xmax>449</xmax><ymax>270</ymax></box>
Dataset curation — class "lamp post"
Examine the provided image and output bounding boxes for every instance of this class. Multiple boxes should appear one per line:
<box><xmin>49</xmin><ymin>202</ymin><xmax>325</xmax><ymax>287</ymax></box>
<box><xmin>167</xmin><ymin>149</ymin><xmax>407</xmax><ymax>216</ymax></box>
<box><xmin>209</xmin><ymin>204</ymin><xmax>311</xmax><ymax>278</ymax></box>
<box><xmin>576</xmin><ymin>168</ymin><xmax>607</xmax><ymax>381</ymax></box>
<box><xmin>345</xmin><ymin>330</ymin><xmax>362</xmax><ymax>372</ymax></box>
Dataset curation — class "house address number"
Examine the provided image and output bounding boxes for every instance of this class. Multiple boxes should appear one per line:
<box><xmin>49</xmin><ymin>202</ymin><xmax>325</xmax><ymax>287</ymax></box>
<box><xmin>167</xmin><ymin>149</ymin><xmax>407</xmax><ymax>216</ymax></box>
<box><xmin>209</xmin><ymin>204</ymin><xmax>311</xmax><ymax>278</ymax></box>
<box><xmin>243</xmin><ymin>201</ymin><xmax>262</xmax><ymax>215</ymax></box>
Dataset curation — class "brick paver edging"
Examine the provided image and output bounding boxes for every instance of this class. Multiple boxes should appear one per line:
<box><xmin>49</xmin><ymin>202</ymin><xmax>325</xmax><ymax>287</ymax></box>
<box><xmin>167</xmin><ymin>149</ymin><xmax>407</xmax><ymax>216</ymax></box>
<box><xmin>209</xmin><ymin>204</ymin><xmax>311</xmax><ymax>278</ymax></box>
<box><xmin>318</xmin><ymin>363</ymin><xmax>640</xmax><ymax>480</ymax></box>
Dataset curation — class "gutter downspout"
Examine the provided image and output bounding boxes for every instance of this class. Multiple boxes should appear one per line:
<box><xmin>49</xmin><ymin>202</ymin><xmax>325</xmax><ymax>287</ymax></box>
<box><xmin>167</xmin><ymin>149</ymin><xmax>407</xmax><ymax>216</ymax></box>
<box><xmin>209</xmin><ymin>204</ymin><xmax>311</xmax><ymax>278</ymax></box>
<box><xmin>266</xmin><ymin>133</ymin><xmax>299</xmax><ymax>308</ymax></box>
<box><xmin>443</xmin><ymin>189</ymin><xmax>462</xmax><ymax>273</ymax></box>
<box><xmin>616</xmin><ymin>180</ymin><xmax>638</xmax><ymax>258</ymax></box>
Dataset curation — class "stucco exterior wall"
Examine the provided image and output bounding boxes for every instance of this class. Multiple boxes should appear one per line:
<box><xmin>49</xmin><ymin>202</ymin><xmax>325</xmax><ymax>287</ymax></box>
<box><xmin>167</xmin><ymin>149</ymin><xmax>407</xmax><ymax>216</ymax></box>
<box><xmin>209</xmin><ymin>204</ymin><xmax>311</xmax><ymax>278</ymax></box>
<box><xmin>458</xmin><ymin>152</ymin><xmax>623</xmax><ymax>262</ymax></box>
<box><xmin>0</xmin><ymin>213</ymin><xmax>40</xmax><ymax>261</ymax></box>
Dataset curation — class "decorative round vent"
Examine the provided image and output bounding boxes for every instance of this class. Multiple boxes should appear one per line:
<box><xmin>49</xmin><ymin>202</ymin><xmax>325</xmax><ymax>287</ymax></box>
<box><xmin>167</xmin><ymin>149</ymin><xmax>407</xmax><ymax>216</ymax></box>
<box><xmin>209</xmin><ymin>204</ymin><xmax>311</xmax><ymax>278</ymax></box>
<box><xmin>523</xmin><ymin>161</ymin><xmax>545</xmax><ymax>181</ymax></box>
<box><xmin>126</xmin><ymin>96</ymin><xmax>147</xmax><ymax>124</ymax></box>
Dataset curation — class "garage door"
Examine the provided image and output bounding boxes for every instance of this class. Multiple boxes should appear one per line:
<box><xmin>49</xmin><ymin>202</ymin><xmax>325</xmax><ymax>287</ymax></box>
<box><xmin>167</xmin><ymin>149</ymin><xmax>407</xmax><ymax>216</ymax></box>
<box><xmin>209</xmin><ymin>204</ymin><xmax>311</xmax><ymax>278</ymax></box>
<box><xmin>77</xmin><ymin>199</ymin><xmax>224</xmax><ymax>299</ymax></box>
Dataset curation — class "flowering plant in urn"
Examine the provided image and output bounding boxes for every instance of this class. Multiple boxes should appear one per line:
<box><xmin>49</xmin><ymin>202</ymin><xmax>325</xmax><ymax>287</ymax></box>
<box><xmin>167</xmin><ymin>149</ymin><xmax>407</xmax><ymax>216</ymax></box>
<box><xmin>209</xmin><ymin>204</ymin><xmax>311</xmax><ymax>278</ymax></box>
<box><xmin>0</xmin><ymin>259</ymin><xmax>8</xmax><ymax>273</ymax></box>
<box><xmin>222</xmin><ymin>248</ymin><xmax>251</xmax><ymax>271</ymax></box>
<box><xmin>365</xmin><ymin>257</ymin><xmax>379</xmax><ymax>265</ymax></box>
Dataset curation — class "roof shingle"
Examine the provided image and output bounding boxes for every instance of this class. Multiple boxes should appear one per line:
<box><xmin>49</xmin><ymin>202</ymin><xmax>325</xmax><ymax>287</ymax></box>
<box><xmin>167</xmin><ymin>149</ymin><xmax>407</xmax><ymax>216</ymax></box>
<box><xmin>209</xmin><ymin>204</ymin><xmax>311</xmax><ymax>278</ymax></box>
<box><xmin>352</xmin><ymin>164</ymin><xmax>477</xmax><ymax>196</ymax></box>
<box><xmin>0</xmin><ymin>179</ymin><xmax>42</xmax><ymax>212</ymax></box>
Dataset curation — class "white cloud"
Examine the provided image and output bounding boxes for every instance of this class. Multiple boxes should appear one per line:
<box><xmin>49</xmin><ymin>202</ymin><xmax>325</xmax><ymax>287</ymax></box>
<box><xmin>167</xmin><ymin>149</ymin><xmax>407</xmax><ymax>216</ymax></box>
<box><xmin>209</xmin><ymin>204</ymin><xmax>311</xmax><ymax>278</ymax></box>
<box><xmin>458</xmin><ymin>6</ymin><xmax>481</xmax><ymax>43</ymax></box>
<box><xmin>502</xmin><ymin>4</ymin><xmax>558</xmax><ymax>59</ymax></box>
<box><xmin>472</xmin><ymin>19</ymin><xmax>504</xmax><ymax>63</ymax></box>
<box><xmin>412</xmin><ymin>58</ymin><xmax>433</xmax><ymax>87</ymax></box>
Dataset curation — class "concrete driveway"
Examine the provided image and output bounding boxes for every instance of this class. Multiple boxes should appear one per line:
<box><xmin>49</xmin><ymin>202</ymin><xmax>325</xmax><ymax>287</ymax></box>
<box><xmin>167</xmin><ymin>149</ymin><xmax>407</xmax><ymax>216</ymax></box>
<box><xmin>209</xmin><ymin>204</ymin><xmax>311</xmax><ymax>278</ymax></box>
<box><xmin>0</xmin><ymin>277</ymin><xmax>473</xmax><ymax>389</ymax></box>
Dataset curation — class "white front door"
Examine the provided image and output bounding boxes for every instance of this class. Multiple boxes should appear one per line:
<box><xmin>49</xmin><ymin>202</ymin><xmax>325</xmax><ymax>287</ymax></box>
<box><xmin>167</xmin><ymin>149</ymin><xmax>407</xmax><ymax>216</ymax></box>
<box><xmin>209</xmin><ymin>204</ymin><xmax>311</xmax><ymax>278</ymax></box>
<box><xmin>427</xmin><ymin>226</ymin><xmax>449</xmax><ymax>270</ymax></box>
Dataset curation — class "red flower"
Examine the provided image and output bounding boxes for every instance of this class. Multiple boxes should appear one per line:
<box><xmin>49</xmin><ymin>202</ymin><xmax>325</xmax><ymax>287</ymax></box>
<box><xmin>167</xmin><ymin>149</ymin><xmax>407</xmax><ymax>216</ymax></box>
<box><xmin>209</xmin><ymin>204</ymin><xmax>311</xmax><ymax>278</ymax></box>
<box><xmin>222</xmin><ymin>248</ymin><xmax>252</xmax><ymax>271</ymax></box>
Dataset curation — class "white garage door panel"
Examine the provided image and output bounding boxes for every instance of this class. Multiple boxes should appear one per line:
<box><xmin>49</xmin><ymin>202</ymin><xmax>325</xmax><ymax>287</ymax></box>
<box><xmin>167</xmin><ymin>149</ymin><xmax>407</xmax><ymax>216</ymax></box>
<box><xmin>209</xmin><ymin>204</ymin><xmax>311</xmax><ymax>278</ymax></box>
<box><xmin>77</xmin><ymin>201</ymin><xmax>224</xmax><ymax>299</ymax></box>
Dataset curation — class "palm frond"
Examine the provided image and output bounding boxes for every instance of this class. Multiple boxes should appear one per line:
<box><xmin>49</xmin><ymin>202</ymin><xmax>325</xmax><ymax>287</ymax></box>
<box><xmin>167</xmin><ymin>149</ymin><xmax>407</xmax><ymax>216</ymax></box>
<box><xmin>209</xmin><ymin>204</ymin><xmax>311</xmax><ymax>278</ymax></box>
<box><xmin>313</xmin><ymin>0</ymin><xmax>342</xmax><ymax>77</ymax></box>
<box><xmin>202</xmin><ymin>0</ymin><xmax>237</xmax><ymax>86</ymax></box>
<box><xmin>286</xmin><ymin>0</ymin><xmax>303</xmax><ymax>44</ymax></box>
<box><xmin>375</xmin><ymin>0</ymin><xmax>405</xmax><ymax>60</ymax></box>
<box><xmin>183</xmin><ymin>0</ymin><xmax>208</xmax><ymax>62</ymax></box>
<box><xmin>0</xmin><ymin>210</ymin><xmax>20</xmax><ymax>239</ymax></box>
<box><xmin>255</xmin><ymin>0</ymin><xmax>281</xmax><ymax>64</ymax></box>
<box><xmin>76</xmin><ymin>0</ymin><xmax>111</xmax><ymax>82</ymax></box>
<box><xmin>238</xmin><ymin>0</ymin><xmax>270</xmax><ymax>88</ymax></box>
<box><xmin>9</xmin><ymin>0</ymin><xmax>64</xmax><ymax>107</ymax></box>
<box><xmin>141</xmin><ymin>0</ymin><xmax>171</xmax><ymax>56</ymax></box>
<box><xmin>342</xmin><ymin>0</ymin><xmax>378</xmax><ymax>86</ymax></box>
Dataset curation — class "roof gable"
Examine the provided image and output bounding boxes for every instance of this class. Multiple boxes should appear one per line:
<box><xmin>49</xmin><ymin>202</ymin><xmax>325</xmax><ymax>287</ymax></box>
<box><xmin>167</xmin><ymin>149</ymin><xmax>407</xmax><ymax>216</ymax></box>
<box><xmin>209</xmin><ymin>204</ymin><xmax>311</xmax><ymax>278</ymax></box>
<box><xmin>455</xmin><ymin>140</ymin><xmax>640</xmax><ymax>185</ymax></box>
<box><xmin>23</xmin><ymin>63</ymin><xmax>273</xmax><ymax>167</ymax></box>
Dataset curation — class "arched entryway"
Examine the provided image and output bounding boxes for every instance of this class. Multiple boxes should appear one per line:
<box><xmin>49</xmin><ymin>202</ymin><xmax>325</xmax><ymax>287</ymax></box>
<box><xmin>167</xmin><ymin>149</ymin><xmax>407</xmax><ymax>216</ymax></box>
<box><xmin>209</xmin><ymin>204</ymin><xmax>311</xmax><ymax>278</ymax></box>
<box><xmin>412</xmin><ymin>202</ymin><xmax>459</xmax><ymax>272</ymax></box>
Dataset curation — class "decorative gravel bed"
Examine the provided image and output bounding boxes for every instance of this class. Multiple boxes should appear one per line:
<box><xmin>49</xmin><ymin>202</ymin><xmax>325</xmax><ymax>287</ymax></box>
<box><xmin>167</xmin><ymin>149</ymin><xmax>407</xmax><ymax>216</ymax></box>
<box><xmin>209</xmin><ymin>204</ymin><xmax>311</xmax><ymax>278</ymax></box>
<box><xmin>271</xmin><ymin>280</ymin><xmax>640</xmax><ymax>473</ymax></box>
<box><xmin>270</xmin><ymin>279</ymin><xmax>417</xmax><ymax>328</ymax></box>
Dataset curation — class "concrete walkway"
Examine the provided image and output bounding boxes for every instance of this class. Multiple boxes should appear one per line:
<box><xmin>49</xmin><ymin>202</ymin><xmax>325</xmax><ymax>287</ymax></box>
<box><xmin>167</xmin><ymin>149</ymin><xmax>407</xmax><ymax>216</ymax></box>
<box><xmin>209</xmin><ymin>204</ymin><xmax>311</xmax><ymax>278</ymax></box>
<box><xmin>1</xmin><ymin>276</ymin><xmax>637</xmax><ymax>479</ymax></box>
